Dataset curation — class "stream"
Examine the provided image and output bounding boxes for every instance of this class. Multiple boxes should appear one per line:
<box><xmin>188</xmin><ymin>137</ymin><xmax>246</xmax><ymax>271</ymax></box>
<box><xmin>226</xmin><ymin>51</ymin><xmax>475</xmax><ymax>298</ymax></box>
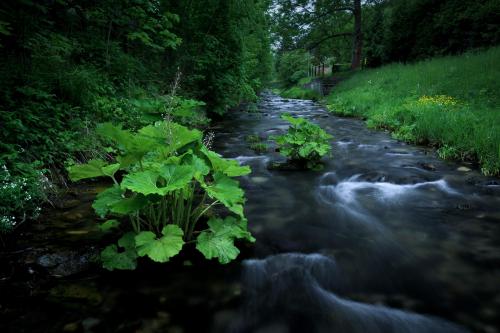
<box><xmin>1</xmin><ymin>93</ymin><xmax>500</xmax><ymax>333</ymax></box>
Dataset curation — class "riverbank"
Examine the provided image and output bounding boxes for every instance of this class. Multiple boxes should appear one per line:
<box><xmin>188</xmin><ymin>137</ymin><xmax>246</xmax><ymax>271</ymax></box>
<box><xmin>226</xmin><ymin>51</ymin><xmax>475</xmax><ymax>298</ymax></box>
<box><xmin>325</xmin><ymin>47</ymin><xmax>500</xmax><ymax>176</ymax></box>
<box><xmin>2</xmin><ymin>93</ymin><xmax>500</xmax><ymax>332</ymax></box>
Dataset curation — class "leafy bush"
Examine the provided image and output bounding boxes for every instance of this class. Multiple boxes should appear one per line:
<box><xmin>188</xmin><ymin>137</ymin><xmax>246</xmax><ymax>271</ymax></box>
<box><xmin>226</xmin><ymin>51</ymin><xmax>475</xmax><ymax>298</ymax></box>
<box><xmin>250</xmin><ymin>143</ymin><xmax>268</xmax><ymax>154</ymax></box>
<box><xmin>68</xmin><ymin>120</ymin><xmax>254</xmax><ymax>269</ymax></box>
<box><xmin>245</xmin><ymin>134</ymin><xmax>268</xmax><ymax>153</ymax></box>
<box><xmin>245</xmin><ymin>134</ymin><xmax>261</xmax><ymax>144</ymax></box>
<box><xmin>0</xmin><ymin>164</ymin><xmax>46</xmax><ymax>235</ymax></box>
<box><xmin>274</xmin><ymin>114</ymin><xmax>333</xmax><ymax>169</ymax></box>
<box><xmin>276</xmin><ymin>50</ymin><xmax>312</xmax><ymax>87</ymax></box>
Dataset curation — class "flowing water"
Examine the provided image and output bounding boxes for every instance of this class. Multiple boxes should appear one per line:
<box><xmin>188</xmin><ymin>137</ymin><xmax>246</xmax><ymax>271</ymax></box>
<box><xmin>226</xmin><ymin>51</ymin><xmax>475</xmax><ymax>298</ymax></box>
<box><xmin>1</xmin><ymin>93</ymin><xmax>500</xmax><ymax>332</ymax></box>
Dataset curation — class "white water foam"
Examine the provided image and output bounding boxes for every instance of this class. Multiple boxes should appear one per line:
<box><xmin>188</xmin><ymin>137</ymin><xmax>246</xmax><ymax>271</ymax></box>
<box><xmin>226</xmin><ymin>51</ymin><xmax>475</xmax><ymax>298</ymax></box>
<box><xmin>234</xmin><ymin>155</ymin><xmax>270</xmax><ymax>165</ymax></box>
<box><xmin>358</xmin><ymin>144</ymin><xmax>378</xmax><ymax>149</ymax></box>
<box><xmin>319</xmin><ymin>173</ymin><xmax>460</xmax><ymax>205</ymax></box>
<box><xmin>239</xmin><ymin>253</ymin><xmax>469</xmax><ymax>333</ymax></box>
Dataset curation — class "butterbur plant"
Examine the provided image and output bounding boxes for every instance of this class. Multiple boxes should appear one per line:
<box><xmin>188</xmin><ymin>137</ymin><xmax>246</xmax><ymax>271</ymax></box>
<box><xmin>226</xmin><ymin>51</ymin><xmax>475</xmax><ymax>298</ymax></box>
<box><xmin>68</xmin><ymin>121</ymin><xmax>254</xmax><ymax>270</ymax></box>
<box><xmin>274</xmin><ymin>114</ymin><xmax>333</xmax><ymax>170</ymax></box>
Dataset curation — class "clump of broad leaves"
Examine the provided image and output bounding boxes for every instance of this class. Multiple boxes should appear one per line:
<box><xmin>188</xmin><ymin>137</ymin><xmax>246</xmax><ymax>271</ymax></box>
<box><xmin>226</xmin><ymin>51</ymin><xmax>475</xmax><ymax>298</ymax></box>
<box><xmin>275</xmin><ymin>114</ymin><xmax>333</xmax><ymax>170</ymax></box>
<box><xmin>68</xmin><ymin>121</ymin><xmax>254</xmax><ymax>270</ymax></box>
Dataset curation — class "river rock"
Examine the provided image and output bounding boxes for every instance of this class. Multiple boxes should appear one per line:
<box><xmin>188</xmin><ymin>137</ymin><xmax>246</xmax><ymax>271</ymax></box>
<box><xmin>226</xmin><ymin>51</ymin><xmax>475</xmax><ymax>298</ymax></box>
<box><xmin>418</xmin><ymin>162</ymin><xmax>437</xmax><ymax>171</ymax></box>
<box><xmin>267</xmin><ymin>161</ymin><xmax>308</xmax><ymax>171</ymax></box>
<box><xmin>457</xmin><ymin>166</ymin><xmax>472</xmax><ymax>172</ymax></box>
<box><xmin>48</xmin><ymin>284</ymin><xmax>103</xmax><ymax>306</ymax></box>
<box><xmin>63</xmin><ymin>322</ymin><xmax>80</xmax><ymax>332</ymax></box>
<box><xmin>36</xmin><ymin>247</ymin><xmax>98</xmax><ymax>277</ymax></box>
<box><xmin>250</xmin><ymin>177</ymin><xmax>269</xmax><ymax>184</ymax></box>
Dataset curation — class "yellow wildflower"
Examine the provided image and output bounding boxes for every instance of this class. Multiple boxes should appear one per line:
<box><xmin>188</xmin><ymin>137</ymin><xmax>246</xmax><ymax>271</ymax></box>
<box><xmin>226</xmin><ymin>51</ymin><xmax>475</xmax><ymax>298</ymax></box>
<box><xmin>417</xmin><ymin>95</ymin><xmax>458</xmax><ymax>106</ymax></box>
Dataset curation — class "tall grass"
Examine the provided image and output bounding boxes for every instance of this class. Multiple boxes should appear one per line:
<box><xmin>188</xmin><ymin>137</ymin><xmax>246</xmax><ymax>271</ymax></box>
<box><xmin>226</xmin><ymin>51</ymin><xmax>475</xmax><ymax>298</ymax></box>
<box><xmin>326</xmin><ymin>47</ymin><xmax>500</xmax><ymax>176</ymax></box>
<box><xmin>277</xmin><ymin>77</ymin><xmax>322</xmax><ymax>100</ymax></box>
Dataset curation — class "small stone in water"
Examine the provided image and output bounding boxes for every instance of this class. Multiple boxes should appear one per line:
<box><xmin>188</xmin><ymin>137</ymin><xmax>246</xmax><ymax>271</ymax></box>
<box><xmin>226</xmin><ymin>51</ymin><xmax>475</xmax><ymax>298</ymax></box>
<box><xmin>251</xmin><ymin>177</ymin><xmax>269</xmax><ymax>184</ymax></box>
<box><xmin>66</xmin><ymin>230</ymin><xmax>90</xmax><ymax>235</ymax></box>
<box><xmin>82</xmin><ymin>317</ymin><xmax>100</xmax><ymax>331</ymax></box>
<box><xmin>418</xmin><ymin>162</ymin><xmax>436</xmax><ymax>171</ymax></box>
<box><xmin>63</xmin><ymin>322</ymin><xmax>80</xmax><ymax>332</ymax></box>
<box><xmin>457</xmin><ymin>166</ymin><xmax>472</xmax><ymax>172</ymax></box>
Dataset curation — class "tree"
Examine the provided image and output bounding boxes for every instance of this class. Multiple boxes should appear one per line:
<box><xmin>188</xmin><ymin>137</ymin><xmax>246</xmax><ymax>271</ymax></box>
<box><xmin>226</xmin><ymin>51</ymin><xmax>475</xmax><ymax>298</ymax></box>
<box><xmin>351</xmin><ymin>0</ymin><xmax>362</xmax><ymax>69</ymax></box>
<box><xmin>270</xmin><ymin>0</ymin><xmax>365</xmax><ymax>70</ymax></box>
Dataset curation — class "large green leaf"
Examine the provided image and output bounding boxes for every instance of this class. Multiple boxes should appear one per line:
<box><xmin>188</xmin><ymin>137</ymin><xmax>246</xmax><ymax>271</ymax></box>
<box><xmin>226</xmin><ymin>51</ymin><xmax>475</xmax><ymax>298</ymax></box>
<box><xmin>101</xmin><ymin>232</ymin><xmax>138</xmax><ymax>271</ymax></box>
<box><xmin>99</xmin><ymin>219</ymin><xmax>120</xmax><ymax>232</ymax></box>
<box><xmin>206</xmin><ymin>216</ymin><xmax>255</xmax><ymax>242</ymax></box>
<box><xmin>196</xmin><ymin>231</ymin><xmax>239</xmax><ymax>264</ymax></box>
<box><xmin>68</xmin><ymin>159</ymin><xmax>107</xmax><ymax>181</ymax></box>
<box><xmin>121</xmin><ymin>165</ymin><xmax>193</xmax><ymax>196</ymax></box>
<box><xmin>200</xmin><ymin>146</ymin><xmax>251</xmax><ymax>177</ymax></box>
<box><xmin>203</xmin><ymin>172</ymin><xmax>245</xmax><ymax>217</ymax></box>
<box><xmin>97</xmin><ymin>123</ymin><xmax>157</xmax><ymax>167</ymax></box>
<box><xmin>195</xmin><ymin>216</ymin><xmax>252</xmax><ymax>264</ymax></box>
<box><xmin>92</xmin><ymin>185</ymin><xmax>124</xmax><ymax>218</ymax></box>
<box><xmin>139</xmin><ymin>121</ymin><xmax>202</xmax><ymax>154</ymax></box>
<box><xmin>96</xmin><ymin>123</ymin><xmax>134</xmax><ymax>148</ymax></box>
<box><xmin>102</xmin><ymin>163</ymin><xmax>120</xmax><ymax>178</ymax></box>
<box><xmin>110</xmin><ymin>195</ymin><xmax>149</xmax><ymax>215</ymax></box>
<box><xmin>182</xmin><ymin>153</ymin><xmax>210</xmax><ymax>180</ymax></box>
<box><xmin>135</xmin><ymin>225</ymin><xmax>184</xmax><ymax>263</ymax></box>
<box><xmin>121</xmin><ymin>170</ymin><xmax>161</xmax><ymax>195</ymax></box>
<box><xmin>158</xmin><ymin>164</ymin><xmax>194</xmax><ymax>192</ymax></box>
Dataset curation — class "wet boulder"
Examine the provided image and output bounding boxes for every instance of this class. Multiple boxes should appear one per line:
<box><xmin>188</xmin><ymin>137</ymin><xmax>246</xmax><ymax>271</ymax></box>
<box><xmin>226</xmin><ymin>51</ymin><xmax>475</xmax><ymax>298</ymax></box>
<box><xmin>36</xmin><ymin>247</ymin><xmax>99</xmax><ymax>277</ymax></box>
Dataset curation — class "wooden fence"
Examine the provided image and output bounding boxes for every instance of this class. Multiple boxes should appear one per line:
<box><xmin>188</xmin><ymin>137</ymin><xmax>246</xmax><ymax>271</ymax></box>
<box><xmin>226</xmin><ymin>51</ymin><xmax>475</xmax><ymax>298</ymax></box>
<box><xmin>309</xmin><ymin>63</ymin><xmax>351</xmax><ymax>77</ymax></box>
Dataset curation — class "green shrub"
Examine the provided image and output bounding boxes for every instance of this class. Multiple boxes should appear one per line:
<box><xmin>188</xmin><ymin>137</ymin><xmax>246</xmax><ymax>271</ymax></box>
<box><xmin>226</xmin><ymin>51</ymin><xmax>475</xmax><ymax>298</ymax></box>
<box><xmin>250</xmin><ymin>143</ymin><xmax>268</xmax><ymax>154</ymax></box>
<box><xmin>276</xmin><ymin>50</ymin><xmax>312</xmax><ymax>87</ymax></box>
<box><xmin>274</xmin><ymin>114</ymin><xmax>333</xmax><ymax>170</ymax></box>
<box><xmin>68</xmin><ymin>120</ymin><xmax>254</xmax><ymax>269</ymax></box>
<box><xmin>0</xmin><ymin>164</ymin><xmax>46</xmax><ymax>236</ymax></box>
<box><xmin>245</xmin><ymin>134</ymin><xmax>261</xmax><ymax>144</ymax></box>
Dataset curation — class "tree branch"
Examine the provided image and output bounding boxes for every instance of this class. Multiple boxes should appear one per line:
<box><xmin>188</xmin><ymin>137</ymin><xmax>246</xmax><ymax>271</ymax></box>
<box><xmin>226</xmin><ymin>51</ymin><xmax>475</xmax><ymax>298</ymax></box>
<box><xmin>306</xmin><ymin>32</ymin><xmax>352</xmax><ymax>50</ymax></box>
<box><xmin>298</xmin><ymin>6</ymin><xmax>354</xmax><ymax>28</ymax></box>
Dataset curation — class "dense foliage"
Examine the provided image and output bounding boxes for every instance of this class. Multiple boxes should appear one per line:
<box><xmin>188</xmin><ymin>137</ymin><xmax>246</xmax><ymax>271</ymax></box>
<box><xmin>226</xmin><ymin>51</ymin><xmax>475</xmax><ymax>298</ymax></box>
<box><xmin>68</xmin><ymin>120</ymin><xmax>254</xmax><ymax>268</ymax></box>
<box><xmin>0</xmin><ymin>0</ymin><xmax>272</xmax><ymax>233</ymax></box>
<box><xmin>276</xmin><ymin>49</ymin><xmax>311</xmax><ymax>87</ymax></box>
<box><xmin>274</xmin><ymin>114</ymin><xmax>333</xmax><ymax>169</ymax></box>
<box><xmin>271</xmin><ymin>0</ymin><xmax>500</xmax><ymax>86</ymax></box>
<box><xmin>164</xmin><ymin>0</ymin><xmax>273</xmax><ymax>115</ymax></box>
<box><xmin>364</xmin><ymin>0</ymin><xmax>500</xmax><ymax>66</ymax></box>
<box><xmin>0</xmin><ymin>165</ymin><xmax>46</xmax><ymax>236</ymax></box>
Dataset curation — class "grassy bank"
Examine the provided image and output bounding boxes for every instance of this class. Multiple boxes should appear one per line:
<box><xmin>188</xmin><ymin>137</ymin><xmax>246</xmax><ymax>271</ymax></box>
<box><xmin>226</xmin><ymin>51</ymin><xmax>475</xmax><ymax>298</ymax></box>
<box><xmin>326</xmin><ymin>47</ymin><xmax>500</xmax><ymax>176</ymax></box>
<box><xmin>275</xmin><ymin>77</ymin><xmax>322</xmax><ymax>101</ymax></box>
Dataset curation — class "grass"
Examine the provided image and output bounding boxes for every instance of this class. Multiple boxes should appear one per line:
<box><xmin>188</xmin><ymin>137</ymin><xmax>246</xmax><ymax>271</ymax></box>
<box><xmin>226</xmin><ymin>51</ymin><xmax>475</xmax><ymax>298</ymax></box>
<box><xmin>274</xmin><ymin>77</ymin><xmax>322</xmax><ymax>100</ymax></box>
<box><xmin>245</xmin><ymin>134</ymin><xmax>268</xmax><ymax>154</ymax></box>
<box><xmin>280</xmin><ymin>86</ymin><xmax>321</xmax><ymax>100</ymax></box>
<box><xmin>325</xmin><ymin>47</ymin><xmax>500</xmax><ymax>176</ymax></box>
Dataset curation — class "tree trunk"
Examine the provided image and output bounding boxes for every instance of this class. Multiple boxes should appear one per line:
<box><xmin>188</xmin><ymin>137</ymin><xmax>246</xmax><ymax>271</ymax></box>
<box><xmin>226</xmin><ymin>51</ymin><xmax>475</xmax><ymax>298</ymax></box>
<box><xmin>351</xmin><ymin>0</ymin><xmax>362</xmax><ymax>70</ymax></box>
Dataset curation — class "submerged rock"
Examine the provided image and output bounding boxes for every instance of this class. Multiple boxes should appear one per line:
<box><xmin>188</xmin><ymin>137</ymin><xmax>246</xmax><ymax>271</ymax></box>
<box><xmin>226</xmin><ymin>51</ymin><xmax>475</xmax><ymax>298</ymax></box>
<box><xmin>250</xmin><ymin>177</ymin><xmax>269</xmax><ymax>184</ymax></box>
<box><xmin>267</xmin><ymin>161</ymin><xmax>308</xmax><ymax>171</ymax></box>
<box><xmin>48</xmin><ymin>284</ymin><xmax>103</xmax><ymax>306</ymax></box>
<box><xmin>36</xmin><ymin>247</ymin><xmax>99</xmax><ymax>277</ymax></box>
<box><xmin>418</xmin><ymin>162</ymin><xmax>437</xmax><ymax>171</ymax></box>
